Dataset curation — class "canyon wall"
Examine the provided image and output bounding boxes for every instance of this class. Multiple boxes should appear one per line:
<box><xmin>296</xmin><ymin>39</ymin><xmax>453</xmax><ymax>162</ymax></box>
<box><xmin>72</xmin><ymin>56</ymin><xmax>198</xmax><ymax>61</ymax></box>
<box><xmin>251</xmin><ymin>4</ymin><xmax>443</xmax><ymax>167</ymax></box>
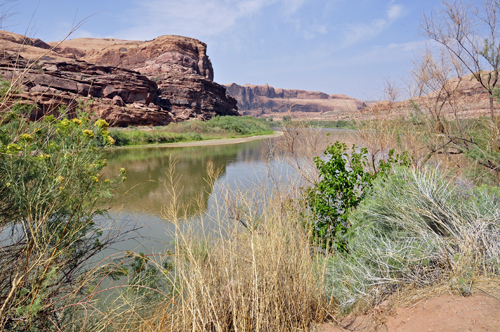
<box><xmin>0</xmin><ymin>31</ymin><xmax>238</xmax><ymax>126</ymax></box>
<box><xmin>225</xmin><ymin>83</ymin><xmax>366</xmax><ymax>120</ymax></box>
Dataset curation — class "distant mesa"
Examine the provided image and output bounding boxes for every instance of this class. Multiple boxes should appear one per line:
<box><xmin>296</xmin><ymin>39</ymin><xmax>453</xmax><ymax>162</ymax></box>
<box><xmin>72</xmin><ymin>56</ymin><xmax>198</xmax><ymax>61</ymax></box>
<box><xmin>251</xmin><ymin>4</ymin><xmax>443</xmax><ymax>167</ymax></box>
<box><xmin>0</xmin><ymin>30</ymin><xmax>238</xmax><ymax>126</ymax></box>
<box><xmin>224</xmin><ymin>83</ymin><xmax>367</xmax><ymax>120</ymax></box>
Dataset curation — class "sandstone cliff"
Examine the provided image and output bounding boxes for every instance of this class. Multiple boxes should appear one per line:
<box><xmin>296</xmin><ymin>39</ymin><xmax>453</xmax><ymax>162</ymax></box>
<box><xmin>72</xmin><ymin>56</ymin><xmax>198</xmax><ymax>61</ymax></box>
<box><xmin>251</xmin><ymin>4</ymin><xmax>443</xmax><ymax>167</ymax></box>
<box><xmin>0</xmin><ymin>31</ymin><xmax>238</xmax><ymax>126</ymax></box>
<box><xmin>224</xmin><ymin>83</ymin><xmax>366</xmax><ymax>120</ymax></box>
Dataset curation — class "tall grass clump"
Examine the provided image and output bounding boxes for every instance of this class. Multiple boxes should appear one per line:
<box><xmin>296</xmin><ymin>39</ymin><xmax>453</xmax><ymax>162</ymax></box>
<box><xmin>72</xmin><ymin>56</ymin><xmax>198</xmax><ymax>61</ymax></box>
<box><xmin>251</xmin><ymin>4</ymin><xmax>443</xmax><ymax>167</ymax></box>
<box><xmin>332</xmin><ymin>167</ymin><xmax>500</xmax><ymax>312</ymax></box>
<box><xmin>139</xmin><ymin>159</ymin><xmax>336</xmax><ymax>331</ymax></box>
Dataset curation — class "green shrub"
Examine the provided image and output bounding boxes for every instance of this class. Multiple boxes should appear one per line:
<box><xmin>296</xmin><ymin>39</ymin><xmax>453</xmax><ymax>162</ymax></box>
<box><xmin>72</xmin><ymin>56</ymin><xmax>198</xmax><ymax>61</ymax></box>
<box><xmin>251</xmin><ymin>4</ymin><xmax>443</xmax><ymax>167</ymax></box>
<box><xmin>205</xmin><ymin>115</ymin><xmax>271</xmax><ymax>135</ymax></box>
<box><xmin>307</xmin><ymin>141</ymin><xmax>410</xmax><ymax>251</ymax></box>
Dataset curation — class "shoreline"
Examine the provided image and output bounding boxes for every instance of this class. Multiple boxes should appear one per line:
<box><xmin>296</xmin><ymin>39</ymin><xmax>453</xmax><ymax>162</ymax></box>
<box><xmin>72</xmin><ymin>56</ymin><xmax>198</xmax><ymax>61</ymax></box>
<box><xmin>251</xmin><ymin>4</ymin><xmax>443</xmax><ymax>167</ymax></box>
<box><xmin>110</xmin><ymin>131</ymin><xmax>283</xmax><ymax>149</ymax></box>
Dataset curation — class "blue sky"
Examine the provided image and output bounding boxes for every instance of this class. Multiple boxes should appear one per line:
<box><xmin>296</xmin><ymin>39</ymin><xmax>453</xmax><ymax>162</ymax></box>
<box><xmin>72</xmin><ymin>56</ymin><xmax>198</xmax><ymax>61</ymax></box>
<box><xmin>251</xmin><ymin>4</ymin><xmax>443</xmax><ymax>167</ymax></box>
<box><xmin>8</xmin><ymin>0</ymin><xmax>441</xmax><ymax>100</ymax></box>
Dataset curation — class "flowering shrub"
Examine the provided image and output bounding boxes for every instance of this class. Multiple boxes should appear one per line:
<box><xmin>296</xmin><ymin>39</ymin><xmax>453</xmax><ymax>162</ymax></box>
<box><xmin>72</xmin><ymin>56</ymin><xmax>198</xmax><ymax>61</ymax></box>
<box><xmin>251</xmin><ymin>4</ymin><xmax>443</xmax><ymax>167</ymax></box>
<box><xmin>0</xmin><ymin>105</ymin><xmax>123</xmax><ymax>329</ymax></box>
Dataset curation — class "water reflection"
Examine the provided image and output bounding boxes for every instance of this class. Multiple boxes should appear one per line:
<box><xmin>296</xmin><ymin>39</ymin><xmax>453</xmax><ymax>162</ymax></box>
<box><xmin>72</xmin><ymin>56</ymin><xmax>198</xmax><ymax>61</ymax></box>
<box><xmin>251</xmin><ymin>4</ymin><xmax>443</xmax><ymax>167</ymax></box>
<box><xmin>104</xmin><ymin>129</ymin><xmax>358</xmax><ymax>218</ymax></box>
<box><xmin>101</xmin><ymin>129</ymin><xmax>358</xmax><ymax>253</ymax></box>
<box><xmin>104</xmin><ymin>139</ymin><xmax>270</xmax><ymax>217</ymax></box>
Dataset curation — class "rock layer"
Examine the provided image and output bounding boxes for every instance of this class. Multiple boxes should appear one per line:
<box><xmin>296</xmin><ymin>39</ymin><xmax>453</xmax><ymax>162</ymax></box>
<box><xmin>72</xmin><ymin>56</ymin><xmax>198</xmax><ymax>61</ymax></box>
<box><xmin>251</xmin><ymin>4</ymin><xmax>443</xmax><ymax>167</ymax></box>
<box><xmin>225</xmin><ymin>83</ymin><xmax>366</xmax><ymax>120</ymax></box>
<box><xmin>0</xmin><ymin>54</ymin><xmax>175</xmax><ymax>126</ymax></box>
<box><xmin>0</xmin><ymin>31</ymin><xmax>238</xmax><ymax>126</ymax></box>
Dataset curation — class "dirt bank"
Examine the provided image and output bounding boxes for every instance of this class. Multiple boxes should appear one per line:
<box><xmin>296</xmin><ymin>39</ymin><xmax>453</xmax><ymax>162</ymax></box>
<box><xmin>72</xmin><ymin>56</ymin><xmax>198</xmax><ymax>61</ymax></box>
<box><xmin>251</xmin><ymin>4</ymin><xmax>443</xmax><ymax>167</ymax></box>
<box><xmin>323</xmin><ymin>294</ymin><xmax>500</xmax><ymax>332</ymax></box>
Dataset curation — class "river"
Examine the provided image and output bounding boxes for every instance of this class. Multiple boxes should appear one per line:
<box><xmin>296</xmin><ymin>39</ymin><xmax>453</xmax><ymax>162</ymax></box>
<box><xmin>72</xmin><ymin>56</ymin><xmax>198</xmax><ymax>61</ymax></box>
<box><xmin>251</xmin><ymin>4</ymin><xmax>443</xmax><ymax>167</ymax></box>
<box><xmin>101</xmin><ymin>128</ymin><xmax>358</xmax><ymax>254</ymax></box>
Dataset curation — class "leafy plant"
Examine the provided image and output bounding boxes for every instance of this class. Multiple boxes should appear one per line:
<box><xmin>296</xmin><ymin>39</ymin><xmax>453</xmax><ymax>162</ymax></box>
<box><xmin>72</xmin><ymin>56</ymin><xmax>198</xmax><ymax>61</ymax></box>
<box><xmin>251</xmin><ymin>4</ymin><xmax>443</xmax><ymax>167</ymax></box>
<box><xmin>307</xmin><ymin>141</ymin><xmax>410</xmax><ymax>251</ymax></box>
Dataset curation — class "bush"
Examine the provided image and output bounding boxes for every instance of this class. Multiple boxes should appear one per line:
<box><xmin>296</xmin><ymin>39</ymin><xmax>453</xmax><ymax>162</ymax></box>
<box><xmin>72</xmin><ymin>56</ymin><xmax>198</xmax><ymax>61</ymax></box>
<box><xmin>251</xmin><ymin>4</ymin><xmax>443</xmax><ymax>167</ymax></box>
<box><xmin>306</xmin><ymin>141</ymin><xmax>410</xmax><ymax>251</ymax></box>
<box><xmin>332</xmin><ymin>167</ymin><xmax>500</xmax><ymax>311</ymax></box>
<box><xmin>205</xmin><ymin>115</ymin><xmax>271</xmax><ymax>135</ymax></box>
<box><xmin>0</xmin><ymin>106</ymin><xmax>124</xmax><ymax>329</ymax></box>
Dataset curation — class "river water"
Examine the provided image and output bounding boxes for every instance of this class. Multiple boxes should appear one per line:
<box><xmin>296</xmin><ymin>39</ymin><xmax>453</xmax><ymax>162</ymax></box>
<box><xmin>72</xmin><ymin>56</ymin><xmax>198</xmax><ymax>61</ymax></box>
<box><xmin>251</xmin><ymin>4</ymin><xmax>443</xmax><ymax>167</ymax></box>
<box><xmin>102</xmin><ymin>129</ymin><xmax>358</xmax><ymax>254</ymax></box>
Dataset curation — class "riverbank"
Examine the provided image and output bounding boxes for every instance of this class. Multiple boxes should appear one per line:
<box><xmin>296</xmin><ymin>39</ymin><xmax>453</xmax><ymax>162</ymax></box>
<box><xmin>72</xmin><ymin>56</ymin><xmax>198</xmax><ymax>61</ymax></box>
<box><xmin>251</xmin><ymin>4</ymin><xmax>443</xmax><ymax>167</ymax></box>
<box><xmin>268</xmin><ymin>119</ymin><xmax>357</xmax><ymax>129</ymax></box>
<box><xmin>110</xmin><ymin>130</ymin><xmax>283</xmax><ymax>149</ymax></box>
<box><xmin>108</xmin><ymin>116</ymin><xmax>275</xmax><ymax>147</ymax></box>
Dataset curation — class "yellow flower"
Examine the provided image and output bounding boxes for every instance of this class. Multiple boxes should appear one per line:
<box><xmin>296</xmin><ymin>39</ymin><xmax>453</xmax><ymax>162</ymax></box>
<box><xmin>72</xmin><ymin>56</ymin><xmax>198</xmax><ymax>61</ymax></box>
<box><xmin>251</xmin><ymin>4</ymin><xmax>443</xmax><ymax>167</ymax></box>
<box><xmin>6</xmin><ymin>144</ymin><xmax>21</xmax><ymax>154</ymax></box>
<box><xmin>6</xmin><ymin>183</ymin><xmax>10</xmax><ymax>188</ymax></box>
<box><xmin>20</xmin><ymin>134</ymin><xmax>33</xmax><ymax>142</ymax></box>
<box><xmin>72</xmin><ymin>118</ymin><xmax>82</xmax><ymax>125</ymax></box>
<box><xmin>95</xmin><ymin>119</ymin><xmax>109</xmax><ymax>130</ymax></box>
<box><xmin>36</xmin><ymin>153</ymin><xmax>50</xmax><ymax>161</ymax></box>
<box><xmin>91</xmin><ymin>176</ymin><xmax>99</xmax><ymax>182</ymax></box>
<box><xmin>57</xmin><ymin>175</ymin><xmax>64</xmax><ymax>183</ymax></box>
<box><xmin>104</xmin><ymin>179</ymin><xmax>110</xmax><ymax>184</ymax></box>
<box><xmin>59</xmin><ymin>119</ymin><xmax>70</xmax><ymax>128</ymax></box>
<box><xmin>107</xmin><ymin>135</ymin><xmax>116</xmax><ymax>145</ymax></box>
<box><xmin>83</xmin><ymin>129</ymin><xmax>94</xmax><ymax>138</ymax></box>
<box><xmin>59</xmin><ymin>186</ymin><xmax>64</xmax><ymax>191</ymax></box>
<box><xmin>119</xmin><ymin>168</ymin><xmax>126</xmax><ymax>175</ymax></box>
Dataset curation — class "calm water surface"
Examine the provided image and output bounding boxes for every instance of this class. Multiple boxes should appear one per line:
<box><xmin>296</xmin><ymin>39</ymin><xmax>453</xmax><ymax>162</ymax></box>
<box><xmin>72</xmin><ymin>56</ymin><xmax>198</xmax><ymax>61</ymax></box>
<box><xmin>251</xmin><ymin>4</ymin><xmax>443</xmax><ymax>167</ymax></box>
<box><xmin>102</xmin><ymin>129</ymin><xmax>358</xmax><ymax>253</ymax></box>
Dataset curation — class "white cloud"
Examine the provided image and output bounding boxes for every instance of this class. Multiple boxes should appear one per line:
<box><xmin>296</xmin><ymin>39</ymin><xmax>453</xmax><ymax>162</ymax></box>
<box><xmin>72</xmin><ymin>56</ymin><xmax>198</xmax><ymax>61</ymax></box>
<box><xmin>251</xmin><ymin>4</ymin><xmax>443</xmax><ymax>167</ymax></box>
<box><xmin>300</xmin><ymin>23</ymin><xmax>328</xmax><ymax>40</ymax></box>
<box><xmin>341</xmin><ymin>18</ymin><xmax>387</xmax><ymax>48</ymax></box>
<box><xmin>340</xmin><ymin>2</ymin><xmax>405</xmax><ymax>49</ymax></box>
<box><xmin>281</xmin><ymin>0</ymin><xmax>307</xmax><ymax>16</ymax></box>
<box><xmin>387</xmin><ymin>3</ymin><xmax>404</xmax><ymax>20</ymax></box>
<box><xmin>118</xmin><ymin>0</ymin><xmax>306</xmax><ymax>40</ymax></box>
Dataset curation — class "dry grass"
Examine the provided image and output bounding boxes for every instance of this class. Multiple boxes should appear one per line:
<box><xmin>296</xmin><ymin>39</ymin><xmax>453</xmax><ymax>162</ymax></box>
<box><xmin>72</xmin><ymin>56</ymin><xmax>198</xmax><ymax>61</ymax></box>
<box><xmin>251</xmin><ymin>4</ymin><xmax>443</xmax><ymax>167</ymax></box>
<box><xmin>134</xmin><ymin>157</ymin><xmax>337</xmax><ymax>332</ymax></box>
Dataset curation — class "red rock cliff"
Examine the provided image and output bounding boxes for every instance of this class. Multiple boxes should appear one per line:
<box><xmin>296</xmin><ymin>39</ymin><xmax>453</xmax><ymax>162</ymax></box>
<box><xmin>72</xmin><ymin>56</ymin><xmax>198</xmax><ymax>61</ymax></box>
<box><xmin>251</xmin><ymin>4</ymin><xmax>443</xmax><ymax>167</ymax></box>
<box><xmin>224</xmin><ymin>83</ymin><xmax>366</xmax><ymax>120</ymax></box>
<box><xmin>0</xmin><ymin>31</ymin><xmax>238</xmax><ymax>126</ymax></box>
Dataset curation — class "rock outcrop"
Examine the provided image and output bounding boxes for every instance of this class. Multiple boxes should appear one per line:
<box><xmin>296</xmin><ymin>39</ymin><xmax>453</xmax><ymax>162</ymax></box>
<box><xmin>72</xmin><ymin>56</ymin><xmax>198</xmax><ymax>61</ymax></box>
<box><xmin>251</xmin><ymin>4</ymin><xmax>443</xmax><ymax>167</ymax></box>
<box><xmin>0</xmin><ymin>31</ymin><xmax>238</xmax><ymax>126</ymax></box>
<box><xmin>224</xmin><ymin>83</ymin><xmax>366</xmax><ymax>120</ymax></box>
<box><xmin>0</xmin><ymin>54</ymin><xmax>175</xmax><ymax>126</ymax></box>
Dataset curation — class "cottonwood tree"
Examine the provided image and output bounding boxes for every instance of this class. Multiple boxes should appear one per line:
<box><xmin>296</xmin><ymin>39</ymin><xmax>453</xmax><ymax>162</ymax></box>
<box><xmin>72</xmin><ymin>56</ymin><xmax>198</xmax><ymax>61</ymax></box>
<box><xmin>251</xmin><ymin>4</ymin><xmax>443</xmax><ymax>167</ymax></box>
<box><xmin>421</xmin><ymin>0</ymin><xmax>500</xmax><ymax>119</ymax></box>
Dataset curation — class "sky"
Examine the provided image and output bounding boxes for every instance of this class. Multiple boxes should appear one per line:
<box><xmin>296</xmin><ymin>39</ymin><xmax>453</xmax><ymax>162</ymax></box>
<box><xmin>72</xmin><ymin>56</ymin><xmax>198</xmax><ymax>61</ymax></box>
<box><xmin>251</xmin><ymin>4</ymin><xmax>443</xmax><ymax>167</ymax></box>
<box><xmin>5</xmin><ymin>0</ymin><xmax>443</xmax><ymax>100</ymax></box>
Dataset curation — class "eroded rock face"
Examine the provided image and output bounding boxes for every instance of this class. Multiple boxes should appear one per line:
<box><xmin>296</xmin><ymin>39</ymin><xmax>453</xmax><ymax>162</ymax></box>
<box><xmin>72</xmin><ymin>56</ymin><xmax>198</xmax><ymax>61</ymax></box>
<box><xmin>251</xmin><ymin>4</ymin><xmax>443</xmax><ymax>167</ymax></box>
<box><xmin>85</xmin><ymin>35</ymin><xmax>214</xmax><ymax>80</ymax></box>
<box><xmin>0</xmin><ymin>31</ymin><xmax>238</xmax><ymax>126</ymax></box>
<box><xmin>225</xmin><ymin>83</ymin><xmax>366</xmax><ymax>119</ymax></box>
<box><xmin>0</xmin><ymin>54</ymin><xmax>174</xmax><ymax>126</ymax></box>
